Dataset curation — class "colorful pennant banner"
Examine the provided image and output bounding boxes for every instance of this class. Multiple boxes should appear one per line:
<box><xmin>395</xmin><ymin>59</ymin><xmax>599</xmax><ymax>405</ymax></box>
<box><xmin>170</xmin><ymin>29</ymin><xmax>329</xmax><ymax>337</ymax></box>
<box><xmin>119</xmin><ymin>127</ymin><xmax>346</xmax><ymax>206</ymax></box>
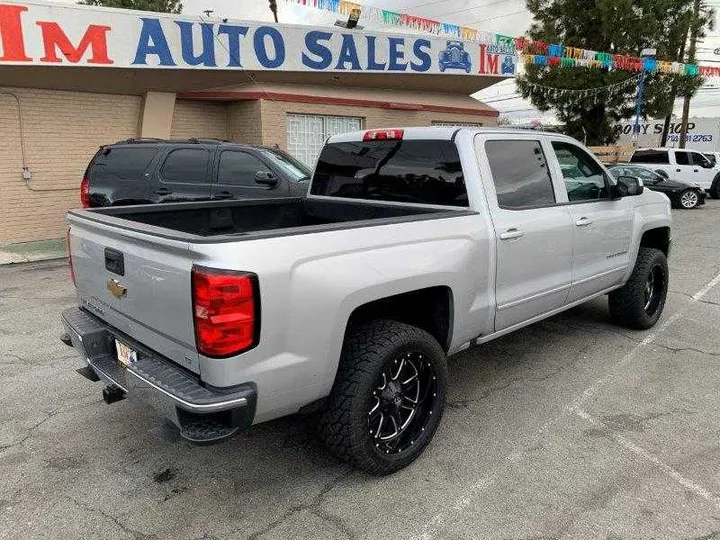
<box><xmin>282</xmin><ymin>0</ymin><xmax>501</xmax><ymax>46</ymax></box>
<box><xmin>284</xmin><ymin>0</ymin><xmax>714</xmax><ymax>77</ymax></box>
<box><xmin>517</xmin><ymin>39</ymin><xmax>700</xmax><ymax>77</ymax></box>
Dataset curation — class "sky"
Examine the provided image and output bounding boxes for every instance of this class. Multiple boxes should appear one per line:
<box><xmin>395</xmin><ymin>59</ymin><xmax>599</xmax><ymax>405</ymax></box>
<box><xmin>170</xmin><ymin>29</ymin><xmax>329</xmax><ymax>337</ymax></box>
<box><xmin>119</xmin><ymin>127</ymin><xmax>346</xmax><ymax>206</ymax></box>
<box><xmin>54</xmin><ymin>0</ymin><xmax>720</xmax><ymax>123</ymax></box>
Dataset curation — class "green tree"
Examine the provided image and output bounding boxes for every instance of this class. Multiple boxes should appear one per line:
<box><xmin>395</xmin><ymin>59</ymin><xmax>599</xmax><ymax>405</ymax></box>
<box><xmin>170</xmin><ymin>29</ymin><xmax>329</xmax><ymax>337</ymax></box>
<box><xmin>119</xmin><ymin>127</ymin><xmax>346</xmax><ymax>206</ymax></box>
<box><xmin>516</xmin><ymin>0</ymin><xmax>710</xmax><ymax>145</ymax></box>
<box><xmin>79</xmin><ymin>0</ymin><xmax>182</xmax><ymax>13</ymax></box>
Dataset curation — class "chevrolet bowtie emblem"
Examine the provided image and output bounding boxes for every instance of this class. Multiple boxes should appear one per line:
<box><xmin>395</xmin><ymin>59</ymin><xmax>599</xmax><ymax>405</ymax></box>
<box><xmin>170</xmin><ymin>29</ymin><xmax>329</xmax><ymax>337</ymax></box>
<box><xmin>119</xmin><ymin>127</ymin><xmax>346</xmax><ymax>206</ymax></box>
<box><xmin>107</xmin><ymin>278</ymin><xmax>127</xmax><ymax>299</ymax></box>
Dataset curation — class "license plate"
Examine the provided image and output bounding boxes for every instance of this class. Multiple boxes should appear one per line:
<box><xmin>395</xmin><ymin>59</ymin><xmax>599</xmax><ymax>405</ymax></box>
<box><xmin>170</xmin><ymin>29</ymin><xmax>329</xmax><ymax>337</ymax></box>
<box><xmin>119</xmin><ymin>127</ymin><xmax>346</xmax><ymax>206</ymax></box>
<box><xmin>115</xmin><ymin>339</ymin><xmax>137</xmax><ymax>367</ymax></box>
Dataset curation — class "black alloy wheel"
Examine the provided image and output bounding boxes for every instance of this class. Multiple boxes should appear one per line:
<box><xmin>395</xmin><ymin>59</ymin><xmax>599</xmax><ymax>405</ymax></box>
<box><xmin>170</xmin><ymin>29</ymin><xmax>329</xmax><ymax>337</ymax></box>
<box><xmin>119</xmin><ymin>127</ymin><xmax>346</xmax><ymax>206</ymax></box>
<box><xmin>643</xmin><ymin>263</ymin><xmax>665</xmax><ymax>318</ymax></box>
<box><xmin>368</xmin><ymin>351</ymin><xmax>438</xmax><ymax>455</ymax></box>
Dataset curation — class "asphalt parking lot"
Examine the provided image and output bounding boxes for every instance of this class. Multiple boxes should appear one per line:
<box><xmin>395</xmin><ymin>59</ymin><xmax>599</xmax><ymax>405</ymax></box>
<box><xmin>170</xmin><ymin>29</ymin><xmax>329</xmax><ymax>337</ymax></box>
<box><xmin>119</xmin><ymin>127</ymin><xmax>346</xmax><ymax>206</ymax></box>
<box><xmin>2</xmin><ymin>201</ymin><xmax>720</xmax><ymax>540</ymax></box>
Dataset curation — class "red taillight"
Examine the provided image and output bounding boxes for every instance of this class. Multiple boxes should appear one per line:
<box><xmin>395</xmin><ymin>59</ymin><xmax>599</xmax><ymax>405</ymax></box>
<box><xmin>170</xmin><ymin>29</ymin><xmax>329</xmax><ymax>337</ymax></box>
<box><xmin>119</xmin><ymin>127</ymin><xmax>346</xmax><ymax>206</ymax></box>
<box><xmin>66</xmin><ymin>228</ymin><xmax>76</xmax><ymax>287</ymax></box>
<box><xmin>191</xmin><ymin>267</ymin><xmax>259</xmax><ymax>358</ymax></box>
<box><xmin>363</xmin><ymin>129</ymin><xmax>404</xmax><ymax>141</ymax></box>
<box><xmin>80</xmin><ymin>177</ymin><xmax>90</xmax><ymax>208</ymax></box>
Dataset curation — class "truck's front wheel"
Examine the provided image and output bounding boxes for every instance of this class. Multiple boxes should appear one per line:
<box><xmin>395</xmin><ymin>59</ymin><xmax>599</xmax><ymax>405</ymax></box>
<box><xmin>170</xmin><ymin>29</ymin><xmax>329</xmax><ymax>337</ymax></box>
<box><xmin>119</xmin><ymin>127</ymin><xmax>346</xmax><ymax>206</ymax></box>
<box><xmin>319</xmin><ymin>320</ymin><xmax>447</xmax><ymax>475</ymax></box>
<box><xmin>609</xmin><ymin>247</ymin><xmax>668</xmax><ymax>329</ymax></box>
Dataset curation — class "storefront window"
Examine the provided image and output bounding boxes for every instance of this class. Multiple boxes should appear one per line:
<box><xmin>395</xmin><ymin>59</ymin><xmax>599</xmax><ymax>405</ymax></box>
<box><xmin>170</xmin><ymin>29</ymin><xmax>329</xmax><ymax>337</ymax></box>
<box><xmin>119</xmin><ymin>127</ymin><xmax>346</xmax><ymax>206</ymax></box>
<box><xmin>287</xmin><ymin>114</ymin><xmax>363</xmax><ymax>167</ymax></box>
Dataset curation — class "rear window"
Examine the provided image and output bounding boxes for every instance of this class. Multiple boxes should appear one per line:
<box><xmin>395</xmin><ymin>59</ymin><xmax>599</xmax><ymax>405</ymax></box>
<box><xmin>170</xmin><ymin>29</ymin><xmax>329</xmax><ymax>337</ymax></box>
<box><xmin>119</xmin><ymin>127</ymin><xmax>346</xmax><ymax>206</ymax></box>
<box><xmin>92</xmin><ymin>147</ymin><xmax>157</xmax><ymax>181</ymax></box>
<box><xmin>630</xmin><ymin>150</ymin><xmax>669</xmax><ymax>164</ymax></box>
<box><xmin>161</xmin><ymin>148</ymin><xmax>210</xmax><ymax>184</ymax></box>
<box><xmin>675</xmin><ymin>151</ymin><xmax>691</xmax><ymax>165</ymax></box>
<box><xmin>310</xmin><ymin>140</ymin><xmax>467</xmax><ymax>207</ymax></box>
<box><xmin>485</xmin><ymin>140</ymin><xmax>555</xmax><ymax>208</ymax></box>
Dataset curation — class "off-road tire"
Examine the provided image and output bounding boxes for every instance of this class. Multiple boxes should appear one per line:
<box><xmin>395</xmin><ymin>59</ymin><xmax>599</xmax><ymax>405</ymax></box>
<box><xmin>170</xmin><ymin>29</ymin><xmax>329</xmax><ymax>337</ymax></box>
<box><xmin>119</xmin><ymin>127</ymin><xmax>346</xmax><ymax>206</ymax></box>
<box><xmin>318</xmin><ymin>320</ymin><xmax>447</xmax><ymax>475</ymax></box>
<box><xmin>710</xmin><ymin>174</ymin><xmax>720</xmax><ymax>199</ymax></box>
<box><xmin>609</xmin><ymin>247</ymin><xmax>668</xmax><ymax>330</ymax></box>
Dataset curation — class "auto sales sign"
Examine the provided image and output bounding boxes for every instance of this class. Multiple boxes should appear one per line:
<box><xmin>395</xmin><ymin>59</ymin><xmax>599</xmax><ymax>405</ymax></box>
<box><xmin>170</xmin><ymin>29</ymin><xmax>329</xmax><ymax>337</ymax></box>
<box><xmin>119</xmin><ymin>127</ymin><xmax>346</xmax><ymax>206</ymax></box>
<box><xmin>0</xmin><ymin>0</ymin><xmax>516</xmax><ymax>77</ymax></box>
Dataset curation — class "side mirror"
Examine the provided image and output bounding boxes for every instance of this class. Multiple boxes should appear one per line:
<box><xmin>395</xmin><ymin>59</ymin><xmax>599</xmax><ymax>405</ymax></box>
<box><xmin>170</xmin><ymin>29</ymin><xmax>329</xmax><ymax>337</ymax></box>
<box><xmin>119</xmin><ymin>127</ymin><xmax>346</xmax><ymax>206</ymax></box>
<box><xmin>255</xmin><ymin>171</ymin><xmax>278</xmax><ymax>187</ymax></box>
<box><xmin>615</xmin><ymin>175</ymin><xmax>644</xmax><ymax>197</ymax></box>
<box><xmin>654</xmin><ymin>169</ymin><xmax>669</xmax><ymax>179</ymax></box>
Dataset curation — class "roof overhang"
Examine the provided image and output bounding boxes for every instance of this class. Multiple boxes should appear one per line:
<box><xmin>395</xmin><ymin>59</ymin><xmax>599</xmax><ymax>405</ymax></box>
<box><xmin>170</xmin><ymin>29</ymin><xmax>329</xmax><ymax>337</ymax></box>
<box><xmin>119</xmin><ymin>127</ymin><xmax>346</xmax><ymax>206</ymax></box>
<box><xmin>0</xmin><ymin>64</ymin><xmax>508</xmax><ymax>96</ymax></box>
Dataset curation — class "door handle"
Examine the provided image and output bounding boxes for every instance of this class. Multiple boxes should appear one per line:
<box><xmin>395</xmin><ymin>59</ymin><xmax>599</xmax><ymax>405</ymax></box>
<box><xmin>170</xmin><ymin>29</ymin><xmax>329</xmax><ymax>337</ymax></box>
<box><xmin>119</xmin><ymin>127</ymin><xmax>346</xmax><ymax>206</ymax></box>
<box><xmin>499</xmin><ymin>228</ymin><xmax>524</xmax><ymax>240</ymax></box>
<box><xmin>576</xmin><ymin>217</ymin><xmax>593</xmax><ymax>227</ymax></box>
<box><xmin>213</xmin><ymin>191</ymin><xmax>234</xmax><ymax>200</ymax></box>
<box><xmin>693</xmin><ymin>169</ymin><xmax>699</xmax><ymax>172</ymax></box>
<box><xmin>155</xmin><ymin>188</ymin><xmax>172</xmax><ymax>195</ymax></box>
<box><xmin>676</xmin><ymin>168</ymin><xmax>681</xmax><ymax>172</ymax></box>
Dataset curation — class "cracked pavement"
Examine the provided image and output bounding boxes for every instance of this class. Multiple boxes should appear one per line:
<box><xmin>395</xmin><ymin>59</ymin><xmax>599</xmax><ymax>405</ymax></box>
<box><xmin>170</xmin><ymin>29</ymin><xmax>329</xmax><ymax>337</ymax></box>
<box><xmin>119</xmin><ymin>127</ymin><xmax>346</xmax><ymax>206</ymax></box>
<box><xmin>2</xmin><ymin>201</ymin><xmax>720</xmax><ymax>539</ymax></box>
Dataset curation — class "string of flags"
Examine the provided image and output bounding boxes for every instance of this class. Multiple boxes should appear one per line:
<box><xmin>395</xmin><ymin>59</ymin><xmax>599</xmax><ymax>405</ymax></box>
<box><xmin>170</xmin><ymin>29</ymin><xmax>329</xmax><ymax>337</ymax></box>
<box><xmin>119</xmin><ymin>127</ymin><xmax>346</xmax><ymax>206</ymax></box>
<box><xmin>283</xmin><ymin>0</ymin><xmax>714</xmax><ymax>77</ymax></box>
<box><xmin>523</xmin><ymin>75</ymin><xmax>642</xmax><ymax>99</ymax></box>
<box><xmin>281</xmin><ymin>0</ymin><xmax>506</xmax><ymax>46</ymax></box>
<box><xmin>515</xmin><ymin>39</ymin><xmax>700</xmax><ymax>76</ymax></box>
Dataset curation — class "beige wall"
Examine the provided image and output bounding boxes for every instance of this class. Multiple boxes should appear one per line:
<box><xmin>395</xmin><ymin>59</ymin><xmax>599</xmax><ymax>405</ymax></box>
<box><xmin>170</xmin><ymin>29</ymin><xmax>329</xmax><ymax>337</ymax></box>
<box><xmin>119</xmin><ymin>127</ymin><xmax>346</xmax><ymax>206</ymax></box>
<box><xmin>0</xmin><ymin>85</ymin><xmax>496</xmax><ymax>245</ymax></box>
<box><xmin>228</xmin><ymin>101</ymin><xmax>263</xmax><ymax>145</ymax></box>
<box><xmin>170</xmin><ymin>100</ymin><xmax>229</xmax><ymax>139</ymax></box>
<box><xmin>0</xmin><ymin>88</ymin><xmax>141</xmax><ymax>244</ymax></box>
<box><xmin>260</xmin><ymin>100</ymin><xmax>496</xmax><ymax>151</ymax></box>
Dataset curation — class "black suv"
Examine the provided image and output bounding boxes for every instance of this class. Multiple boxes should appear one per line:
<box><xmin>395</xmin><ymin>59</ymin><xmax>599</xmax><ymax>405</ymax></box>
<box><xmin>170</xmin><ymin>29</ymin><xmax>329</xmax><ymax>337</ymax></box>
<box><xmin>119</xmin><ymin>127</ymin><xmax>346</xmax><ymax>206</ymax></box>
<box><xmin>81</xmin><ymin>139</ymin><xmax>311</xmax><ymax>208</ymax></box>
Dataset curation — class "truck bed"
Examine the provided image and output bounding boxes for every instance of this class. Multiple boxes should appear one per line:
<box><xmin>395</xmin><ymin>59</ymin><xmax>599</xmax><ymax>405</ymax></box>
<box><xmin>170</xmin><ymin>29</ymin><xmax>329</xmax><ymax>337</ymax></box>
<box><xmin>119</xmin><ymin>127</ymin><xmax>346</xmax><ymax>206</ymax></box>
<box><xmin>70</xmin><ymin>198</ymin><xmax>470</xmax><ymax>243</ymax></box>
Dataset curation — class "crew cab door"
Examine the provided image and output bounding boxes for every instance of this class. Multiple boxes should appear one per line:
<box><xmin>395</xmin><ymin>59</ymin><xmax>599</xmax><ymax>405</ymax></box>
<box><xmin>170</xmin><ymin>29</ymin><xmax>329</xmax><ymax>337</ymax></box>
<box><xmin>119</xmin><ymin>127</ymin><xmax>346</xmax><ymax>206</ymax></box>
<box><xmin>674</xmin><ymin>150</ymin><xmax>716</xmax><ymax>189</ymax></box>
<box><xmin>153</xmin><ymin>146</ymin><xmax>213</xmax><ymax>203</ymax></box>
<box><xmin>475</xmin><ymin>135</ymin><xmax>573</xmax><ymax>331</ymax></box>
<box><xmin>547</xmin><ymin>139</ymin><xmax>633</xmax><ymax>302</ymax></box>
<box><xmin>212</xmin><ymin>149</ymin><xmax>290</xmax><ymax>200</ymax></box>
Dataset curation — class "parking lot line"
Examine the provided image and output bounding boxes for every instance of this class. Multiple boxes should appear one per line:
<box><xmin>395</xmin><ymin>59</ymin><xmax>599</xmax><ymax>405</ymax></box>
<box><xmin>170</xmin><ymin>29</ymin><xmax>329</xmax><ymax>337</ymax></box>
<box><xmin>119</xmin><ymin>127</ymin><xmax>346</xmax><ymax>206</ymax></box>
<box><xmin>573</xmin><ymin>408</ymin><xmax>720</xmax><ymax>511</ymax></box>
<box><xmin>407</xmin><ymin>268</ymin><xmax>720</xmax><ymax>540</ymax></box>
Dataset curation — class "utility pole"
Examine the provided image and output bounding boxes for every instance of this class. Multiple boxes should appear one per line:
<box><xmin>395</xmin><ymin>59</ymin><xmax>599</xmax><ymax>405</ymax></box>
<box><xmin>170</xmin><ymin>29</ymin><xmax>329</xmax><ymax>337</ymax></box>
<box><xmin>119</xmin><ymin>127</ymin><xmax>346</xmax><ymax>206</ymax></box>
<box><xmin>678</xmin><ymin>0</ymin><xmax>702</xmax><ymax>149</ymax></box>
<box><xmin>660</xmin><ymin>26</ymin><xmax>689</xmax><ymax>147</ymax></box>
<box><xmin>633</xmin><ymin>49</ymin><xmax>656</xmax><ymax>148</ymax></box>
<box><xmin>268</xmin><ymin>0</ymin><xmax>278</xmax><ymax>22</ymax></box>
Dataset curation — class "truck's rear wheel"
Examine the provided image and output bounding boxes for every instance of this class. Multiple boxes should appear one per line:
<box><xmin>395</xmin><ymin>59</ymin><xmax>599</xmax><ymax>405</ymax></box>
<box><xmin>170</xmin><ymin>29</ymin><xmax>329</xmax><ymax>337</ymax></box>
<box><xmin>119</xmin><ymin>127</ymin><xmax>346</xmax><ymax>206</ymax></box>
<box><xmin>319</xmin><ymin>320</ymin><xmax>447</xmax><ymax>475</ymax></box>
<box><xmin>609</xmin><ymin>247</ymin><xmax>668</xmax><ymax>330</ymax></box>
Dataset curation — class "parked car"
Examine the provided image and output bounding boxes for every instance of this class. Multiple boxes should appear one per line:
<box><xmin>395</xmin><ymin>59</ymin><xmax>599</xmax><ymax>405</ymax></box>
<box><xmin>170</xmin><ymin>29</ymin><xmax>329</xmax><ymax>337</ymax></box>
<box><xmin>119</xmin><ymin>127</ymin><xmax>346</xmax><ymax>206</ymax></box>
<box><xmin>62</xmin><ymin>127</ymin><xmax>672</xmax><ymax>475</ymax></box>
<box><xmin>81</xmin><ymin>138</ymin><xmax>311</xmax><ymax>208</ymax></box>
<box><xmin>438</xmin><ymin>40</ymin><xmax>472</xmax><ymax>73</ymax></box>
<box><xmin>608</xmin><ymin>164</ymin><xmax>706</xmax><ymax>209</ymax></box>
<box><xmin>629</xmin><ymin>147</ymin><xmax>720</xmax><ymax>198</ymax></box>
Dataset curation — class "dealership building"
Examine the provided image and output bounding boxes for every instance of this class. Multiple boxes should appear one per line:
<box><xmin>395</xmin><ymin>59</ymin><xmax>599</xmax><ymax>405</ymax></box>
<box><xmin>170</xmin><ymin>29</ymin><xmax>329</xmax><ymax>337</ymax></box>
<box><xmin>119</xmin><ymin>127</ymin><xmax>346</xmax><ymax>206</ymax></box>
<box><xmin>0</xmin><ymin>1</ymin><xmax>512</xmax><ymax>245</ymax></box>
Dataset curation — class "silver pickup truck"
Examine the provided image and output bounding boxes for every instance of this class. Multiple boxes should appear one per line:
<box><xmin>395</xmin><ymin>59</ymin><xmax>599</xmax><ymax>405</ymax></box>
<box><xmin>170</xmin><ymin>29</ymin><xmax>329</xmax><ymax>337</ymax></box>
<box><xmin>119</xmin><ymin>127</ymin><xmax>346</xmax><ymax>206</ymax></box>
<box><xmin>62</xmin><ymin>127</ymin><xmax>672</xmax><ymax>474</ymax></box>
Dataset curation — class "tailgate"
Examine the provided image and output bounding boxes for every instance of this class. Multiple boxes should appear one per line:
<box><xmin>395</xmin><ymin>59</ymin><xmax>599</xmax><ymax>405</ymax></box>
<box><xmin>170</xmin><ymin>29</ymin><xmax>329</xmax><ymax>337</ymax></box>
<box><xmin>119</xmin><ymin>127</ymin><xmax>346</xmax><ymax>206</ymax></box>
<box><xmin>68</xmin><ymin>214</ymin><xmax>200</xmax><ymax>374</ymax></box>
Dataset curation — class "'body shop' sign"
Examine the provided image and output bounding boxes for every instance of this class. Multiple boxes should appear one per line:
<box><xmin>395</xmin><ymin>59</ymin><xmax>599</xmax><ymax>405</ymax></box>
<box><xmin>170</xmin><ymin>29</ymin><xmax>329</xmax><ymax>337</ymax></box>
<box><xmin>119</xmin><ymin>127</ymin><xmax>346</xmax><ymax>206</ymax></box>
<box><xmin>0</xmin><ymin>0</ymin><xmax>516</xmax><ymax>76</ymax></box>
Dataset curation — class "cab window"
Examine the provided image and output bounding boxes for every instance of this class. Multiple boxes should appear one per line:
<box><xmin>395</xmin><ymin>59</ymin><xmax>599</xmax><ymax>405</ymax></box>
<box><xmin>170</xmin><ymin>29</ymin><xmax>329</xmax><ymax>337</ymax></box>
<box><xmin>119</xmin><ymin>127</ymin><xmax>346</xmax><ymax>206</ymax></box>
<box><xmin>551</xmin><ymin>142</ymin><xmax>609</xmax><ymax>202</ymax></box>
<box><xmin>484</xmin><ymin>140</ymin><xmax>555</xmax><ymax>209</ymax></box>
<box><xmin>630</xmin><ymin>150</ymin><xmax>669</xmax><ymax>164</ymax></box>
<box><xmin>675</xmin><ymin>151</ymin><xmax>691</xmax><ymax>166</ymax></box>
<box><xmin>690</xmin><ymin>152</ymin><xmax>712</xmax><ymax>168</ymax></box>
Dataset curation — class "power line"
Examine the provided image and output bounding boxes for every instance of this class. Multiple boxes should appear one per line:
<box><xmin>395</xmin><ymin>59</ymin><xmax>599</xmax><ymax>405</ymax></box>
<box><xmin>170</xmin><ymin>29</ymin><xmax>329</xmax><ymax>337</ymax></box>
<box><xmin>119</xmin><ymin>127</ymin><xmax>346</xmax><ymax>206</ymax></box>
<box><xmin>500</xmin><ymin>108</ymin><xmax>540</xmax><ymax>114</ymax></box>
<box><xmin>483</xmin><ymin>95</ymin><xmax>525</xmax><ymax>104</ymax></box>
<box><xmin>465</xmin><ymin>8</ymin><xmax>530</xmax><ymax>25</ymax></box>
<box><xmin>400</xmin><ymin>0</ymin><xmax>518</xmax><ymax>15</ymax></box>
<box><xmin>421</xmin><ymin>0</ymin><xmax>522</xmax><ymax>18</ymax></box>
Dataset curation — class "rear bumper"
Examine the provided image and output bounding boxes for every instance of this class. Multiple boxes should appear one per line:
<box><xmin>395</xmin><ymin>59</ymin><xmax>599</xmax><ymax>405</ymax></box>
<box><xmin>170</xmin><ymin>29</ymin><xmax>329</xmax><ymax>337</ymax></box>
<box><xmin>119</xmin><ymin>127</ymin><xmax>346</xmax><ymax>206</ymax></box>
<box><xmin>61</xmin><ymin>307</ymin><xmax>256</xmax><ymax>444</ymax></box>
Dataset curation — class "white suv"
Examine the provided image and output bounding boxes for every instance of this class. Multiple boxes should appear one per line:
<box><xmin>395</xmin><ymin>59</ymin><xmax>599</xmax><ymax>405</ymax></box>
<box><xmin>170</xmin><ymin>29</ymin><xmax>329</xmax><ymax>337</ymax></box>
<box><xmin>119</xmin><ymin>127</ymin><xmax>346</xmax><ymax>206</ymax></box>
<box><xmin>630</xmin><ymin>148</ymin><xmax>720</xmax><ymax>198</ymax></box>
